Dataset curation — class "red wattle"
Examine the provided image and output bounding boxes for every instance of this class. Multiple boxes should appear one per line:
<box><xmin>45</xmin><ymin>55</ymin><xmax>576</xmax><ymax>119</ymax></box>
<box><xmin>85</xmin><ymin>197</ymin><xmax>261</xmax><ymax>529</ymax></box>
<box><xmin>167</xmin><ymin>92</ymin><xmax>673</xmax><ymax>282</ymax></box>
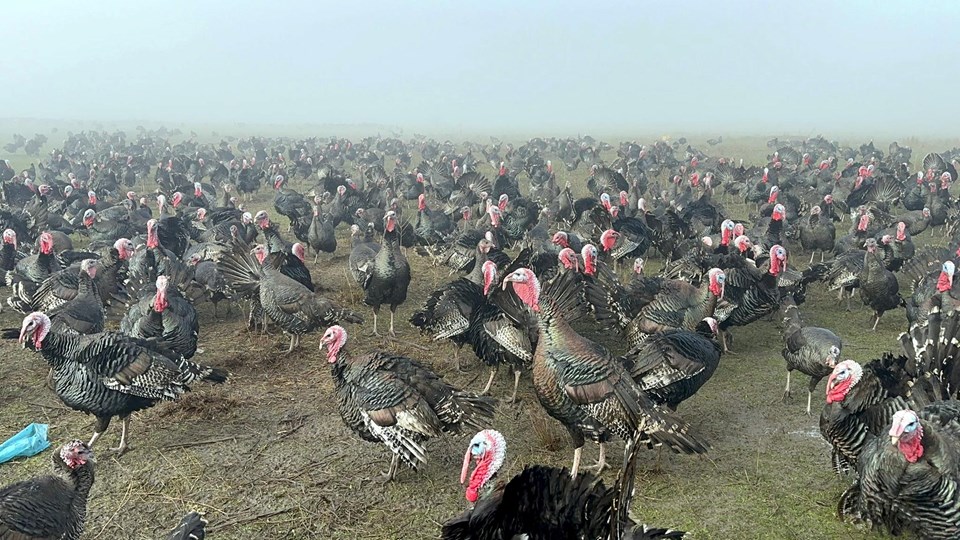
<box><xmin>898</xmin><ymin>437</ymin><xmax>924</xmax><ymax>463</ymax></box>
<box><xmin>466</xmin><ymin>458</ymin><xmax>491</xmax><ymax>503</ymax></box>
<box><xmin>826</xmin><ymin>379</ymin><xmax>850</xmax><ymax>404</ymax></box>
<box><xmin>937</xmin><ymin>272</ymin><xmax>952</xmax><ymax>293</ymax></box>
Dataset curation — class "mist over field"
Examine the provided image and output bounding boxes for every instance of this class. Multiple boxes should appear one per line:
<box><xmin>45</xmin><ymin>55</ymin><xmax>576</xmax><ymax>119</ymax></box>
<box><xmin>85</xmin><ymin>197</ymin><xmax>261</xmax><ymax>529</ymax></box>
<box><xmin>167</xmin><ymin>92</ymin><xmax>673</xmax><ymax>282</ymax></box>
<box><xmin>3</xmin><ymin>0</ymin><xmax>960</xmax><ymax>137</ymax></box>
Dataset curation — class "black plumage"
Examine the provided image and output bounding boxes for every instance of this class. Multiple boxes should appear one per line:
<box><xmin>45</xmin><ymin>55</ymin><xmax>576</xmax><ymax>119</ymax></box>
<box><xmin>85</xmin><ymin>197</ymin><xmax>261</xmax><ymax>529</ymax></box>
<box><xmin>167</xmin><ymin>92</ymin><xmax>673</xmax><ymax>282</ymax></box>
<box><xmin>321</xmin><ymin>326</ymin><xmax>496</xmax><ymax>480</ymax></box>
<box><xmin>7</xmin><ymin>312</ymin><xmax>228</xmax><ymax>454</ymax></box>
<box><xmin>363</xmin><ymin>211</ymin><xmax>411</xmax><ymax>336</ymax></box>
<box><xmin>0</xmin><ymin>441</ymin><xmax>95</xmax><ymax>540</ymax></box>
<box><xmin>622</xmin><ymin>318</ymin><xmax>723</xmax><ymax>411</ymax></box>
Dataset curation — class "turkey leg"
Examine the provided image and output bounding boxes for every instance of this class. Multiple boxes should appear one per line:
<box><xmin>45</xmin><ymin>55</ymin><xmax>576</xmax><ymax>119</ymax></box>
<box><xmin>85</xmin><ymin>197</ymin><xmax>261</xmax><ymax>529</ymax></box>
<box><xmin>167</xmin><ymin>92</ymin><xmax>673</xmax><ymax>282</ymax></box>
<box><xmin>570</xmin><ymin>446</ymin><xmax>582</xmax><ymax>479</ymax></box>
<box><xmin>481</xmin><ymin>368</ymin><xmax>497</xmax><ymax>395</ymax></box>
<box><xmin>508</xmin><ymin>370</ymin><xmax>522</xmax><ymax>404</ymax></box>
<box><xmin>451</xmin><ymin>346</ymin><xmax>467</xmax><ymax>373</ymax></box>
<box><xmin>782</xmin><ymin>370</ymin><xmax>792</xmax><ymax>401</ymax></box>
<box><xmin>371</xmin><ymin>307</ymin><xmax>380</xmax><ymax>336</ymax></box>
<box><xmin>806</xmin><ymin>376</ymin><xmax>820</xmax><ymax>415</ymax></box>
<box><xmin>112</xmin><ymin>416</ymin><xmax>131</xmax><ymax>455</ymax></box>
<box><xmin>389</xmin><ymin>308</ymin><xmax>397</xmax><ymax>337</ymax></box>
<box><xmin>88</xmin><ymin>416</ymin><xmax>111</xmax><ymax>448</ymax></box>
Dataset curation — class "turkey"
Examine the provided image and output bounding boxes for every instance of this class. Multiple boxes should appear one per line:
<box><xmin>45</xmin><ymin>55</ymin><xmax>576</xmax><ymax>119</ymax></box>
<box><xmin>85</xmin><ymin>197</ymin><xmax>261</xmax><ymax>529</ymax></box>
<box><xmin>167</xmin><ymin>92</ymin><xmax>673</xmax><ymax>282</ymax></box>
<box><xmin>409</xmin><ymin>255</ymin><xmax>490</xmax><ymax>372</ymax></box>
<box><xmin>120</xmin><ymin>275</ymin><xmax>200</xmax><ymax>360</ymax></box>
<box><xmin>798</xmin><ymin>205</ymin><xmax>835</xmax><ymax>264</ymax></box>
<box><xmin>779</xmin><ymin>297</ymin><xmax>842</xmax><ymax>415</ymax></box>
<box><xmin>443</xmin><ymin>429</ymin><xmax>686</xmax><ymax>540</ymax></box>
<box><xmin>320</xmin><ymin>325</ymin><xmax>497</xmax><ymax>481</ymax></box>
<box><xmin>363</xmin><ymin>211</ymin><xmax>411</xmax><ymax>336</ymax></box>
<box><xmin>715</xmin><ymin>245</ymin><xmax>820</xmax><ymax>352</ymax></box>
<box><xmin>623</xmin><ymin>268</ymin><xmax>726</xmax><ymax>346</ymax></box>
<box><xmin>272</xmin><ymin>174</ymin><xmax>312</xmax><ymax>234</ymax></box>
<box><xmin>820</xmin><ymin>306</ymin><xmax>960</xmax><ymax>539</ymax></box>
<box><xmin>502</xmin><ymin>268</ymin><xmax>709</xmax><ymax>477</ymax></box>
<box><xmin>9</xmin><ymin>312</ymin><xmax>228</xmax><ymax>454</ymax></box>
<box><xmin>20</xmin><ymin>238</ymin><xmax>134</xmax><ymax>314</ymax></box>
<box><xmin>848</xmin><ymin>405</ymin><xmax>960</xmax><ymax>539</ymax></box>
<box><xmin>903</xmin><ymin>254</ymin><xmax>960</xmax><ymax>325</ymax></box>
<box><xmin>621</xmin><ymin>317</ymin><xmax>723</xmax><ymax>411</ymax></box>
<box><xmin>307</xmin><ymin>204</ymin><xmax>337</xmax><ymax>262</ymax></box>
<box><xmin>6</xmin><ymin>231</ymin><xmax>60</xmax><ymax>312</ymax></box>
<box><xmin>0</xmin><ymin>440</ymin><xmax>95</xmax><ymax>540</ymax></box>
<box><xmin>0</xmin><ymin>228</ymin><xmax>24</xmax><ymax>285</ymax></box>
<box><xmin>348</xmin><ymin>223</ymin><xmax>380</xmax><ymax>288</ymax></box>
<box><xmin>42</xmin><ymin>259</ymin><xmax>106</xmax><ymax>336</ymax></box>
<box><xmin>219</xmin><ymin>244</ymin><xmax>362</xmax><ymax>351</ymax></box>
<box><xmin>128</xmin><ymin>219</ymin><xmax>192</xmax><ymax>288</ymax></box>
<box><xmin>858</xmin><ymin>238</ymin><xmax>904</xmax><ymax>330</ymax></box>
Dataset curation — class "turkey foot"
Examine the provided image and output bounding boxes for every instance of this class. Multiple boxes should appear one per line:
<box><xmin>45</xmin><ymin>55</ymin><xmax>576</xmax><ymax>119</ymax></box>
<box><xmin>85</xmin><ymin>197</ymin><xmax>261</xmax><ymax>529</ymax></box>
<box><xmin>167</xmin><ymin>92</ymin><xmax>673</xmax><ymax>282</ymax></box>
<box><xmin>378</xmin><ymin>454</ymin><xmax>400</xmax><ymax>483</ymax></box>
<box><xmin>583</xmin><ymin>443</ymin><xmax>608</xmax><ymax>474</ymax></box>
<box><xmin>781</xmin><ymin>371</ymin><xmax>792</xmax><ymax>402</ymax></box>
<box><xmin>110</xmin><ymin>417</ymin><xmax>131</xmax><ymax>456</ymax></box>
<box><xmin>451</xmin><ymin>348</ymin><xmax>469</xmax><ymax>373</ymax></box>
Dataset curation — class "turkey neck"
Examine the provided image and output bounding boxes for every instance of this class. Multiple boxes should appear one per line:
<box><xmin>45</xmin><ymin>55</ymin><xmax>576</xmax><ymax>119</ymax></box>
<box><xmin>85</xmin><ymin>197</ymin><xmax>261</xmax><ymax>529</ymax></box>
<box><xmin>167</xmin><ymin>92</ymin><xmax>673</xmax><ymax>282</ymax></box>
<box><xmin>861</xmin><ymin>249</ymin><xmax>885</xmax><ymax>279</ymax></box>
<box><xmin>76</xmin><ymin>271</ymin><xmax>98</xmax><ymax>298</ymax></box>
<box><xmin>329</xmin><ymin>349</ymin><xmax>349</xmax><ymax>379</ymax></box>
<box><xmin>33</xmin><ymin>332</ymin><xmax>82</xmax><ymax>370</ymax></box>
<box><xmin>465</xmin><ymin>250</ymin><xmax>489</xmax><ymax>285</ymax></box>
<box><xmin>376</xmin><ymin>229</ymin><xmax>405</xmax><ymax>267</ymax></box>
<box><xmin>781</xmin><ymin>306</ymin><xmax>804</xmax><ymax>338</ymax></box>
<box><xmin>66</xmin><ymin>462</ymin><xmax>95</xmax><ymax>540</ymax></box>
<box><xmin>0</xmin><ymin>243</ymin><xmax>16</xmax><ymax>269</ymax></box>
<box><xmin>695</xmin><ymin>280</ymin><xmax>720</xmax><ymax>321</ymax></box>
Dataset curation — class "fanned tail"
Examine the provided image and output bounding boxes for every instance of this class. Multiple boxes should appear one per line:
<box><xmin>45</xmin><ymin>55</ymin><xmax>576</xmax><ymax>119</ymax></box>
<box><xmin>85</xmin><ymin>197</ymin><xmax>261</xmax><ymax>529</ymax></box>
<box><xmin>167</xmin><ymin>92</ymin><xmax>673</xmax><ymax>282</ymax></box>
<box><xmin>216</xmin><ymin>245</ymin><xmax>262</xmax><ymax>299</ymax></box>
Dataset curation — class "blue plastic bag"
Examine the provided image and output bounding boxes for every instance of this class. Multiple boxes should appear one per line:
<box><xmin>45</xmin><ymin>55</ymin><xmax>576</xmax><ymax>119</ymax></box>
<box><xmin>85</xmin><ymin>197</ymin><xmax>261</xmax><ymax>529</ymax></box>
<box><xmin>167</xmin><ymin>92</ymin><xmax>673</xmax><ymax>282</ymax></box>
<box><xmin>0</xmin><ymin>423</ymin><xmax>51</xmax><ymax>464</ymax></box>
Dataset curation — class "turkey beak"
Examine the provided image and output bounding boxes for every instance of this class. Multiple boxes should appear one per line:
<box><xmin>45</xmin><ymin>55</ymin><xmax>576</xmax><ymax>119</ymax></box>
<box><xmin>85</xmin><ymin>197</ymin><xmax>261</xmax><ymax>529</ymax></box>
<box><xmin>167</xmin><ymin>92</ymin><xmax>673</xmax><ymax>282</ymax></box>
<box><xmin>460</xmin><ymin>448</ymin><xmax>475</xmax><ymax>485</ymax></box>
<box><xmin>501</xmin><ymin>276</ymin><xmax>511</xmax><ymax>290</ymax></box>
<box><xmin>890</xmin><ymin>435</ymin><xmax>899</xmax><ymax>446</ymax></box>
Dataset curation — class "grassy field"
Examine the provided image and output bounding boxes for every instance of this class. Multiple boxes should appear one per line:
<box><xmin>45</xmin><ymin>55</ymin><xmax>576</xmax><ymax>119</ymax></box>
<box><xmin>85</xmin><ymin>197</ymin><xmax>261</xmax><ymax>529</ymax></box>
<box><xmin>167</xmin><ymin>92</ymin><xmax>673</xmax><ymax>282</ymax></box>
<box><xmin>0</xmin><ymin>125</ymin><xmax>953</xmax><ymax>539</ymax></box>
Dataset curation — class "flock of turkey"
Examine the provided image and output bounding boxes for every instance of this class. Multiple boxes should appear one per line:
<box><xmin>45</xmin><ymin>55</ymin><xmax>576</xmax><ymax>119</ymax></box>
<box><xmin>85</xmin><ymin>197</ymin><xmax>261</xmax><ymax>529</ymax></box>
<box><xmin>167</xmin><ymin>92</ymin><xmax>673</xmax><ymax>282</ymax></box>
<box><xmin>1</xmin><ymin>130</ymin><xmax>960</xmax><ymax>538</ymax></box>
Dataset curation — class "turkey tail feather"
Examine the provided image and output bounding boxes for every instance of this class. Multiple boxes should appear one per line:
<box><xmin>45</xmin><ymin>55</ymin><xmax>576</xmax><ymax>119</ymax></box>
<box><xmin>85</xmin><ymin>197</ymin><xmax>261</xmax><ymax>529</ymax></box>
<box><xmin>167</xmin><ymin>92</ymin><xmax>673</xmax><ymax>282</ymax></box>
<box><xmin>438</xmin><ymin>392</ymin><xmax>497</xmax><ymax>432</ymax></box>
<box><xmin>166</xmin><ymin>511</ymin><xmax>208</xmax><ymax>540</ymax></box>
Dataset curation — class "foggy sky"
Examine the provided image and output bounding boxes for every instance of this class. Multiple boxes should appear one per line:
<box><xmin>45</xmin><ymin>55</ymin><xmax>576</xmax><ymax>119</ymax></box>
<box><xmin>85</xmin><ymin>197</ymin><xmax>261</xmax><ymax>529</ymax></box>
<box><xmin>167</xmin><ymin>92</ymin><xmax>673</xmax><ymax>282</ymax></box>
<box><xmin>3</xmin><ymin>0</ymin><xmax>959</xmax><ymax>136</ymax></box>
